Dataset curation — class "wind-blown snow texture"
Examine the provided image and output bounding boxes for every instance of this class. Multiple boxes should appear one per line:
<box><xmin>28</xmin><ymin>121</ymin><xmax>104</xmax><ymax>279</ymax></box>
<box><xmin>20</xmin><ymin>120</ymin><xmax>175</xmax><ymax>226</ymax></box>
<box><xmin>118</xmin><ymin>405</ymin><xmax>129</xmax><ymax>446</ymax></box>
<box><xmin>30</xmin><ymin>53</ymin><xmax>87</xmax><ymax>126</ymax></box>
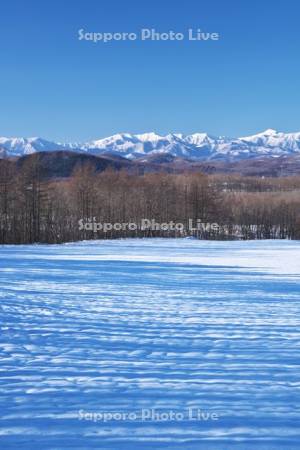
<box><xmin>0</xmin><ymin>239</ymin><xmax>299</xmax><ymax>449</ymax></box>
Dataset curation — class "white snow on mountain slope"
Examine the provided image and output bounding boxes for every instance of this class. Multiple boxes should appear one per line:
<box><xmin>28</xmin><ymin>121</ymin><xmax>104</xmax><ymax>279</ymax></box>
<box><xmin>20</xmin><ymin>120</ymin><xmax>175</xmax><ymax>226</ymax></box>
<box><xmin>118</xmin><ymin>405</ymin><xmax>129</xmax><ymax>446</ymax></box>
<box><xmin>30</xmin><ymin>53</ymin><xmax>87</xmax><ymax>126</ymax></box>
<box><xmin>1</xmin><ymin>129</ymin><xmax>300</xmax><ymax>161</ymax></box>
<box><xmin>135</xmin><ymin>132</ymin><xmax>163</xmax><ymax>141</ymax></box>
<box><xmin>0</xmin><ymin>137</ymin><xmax>67</xmax><ymax>156</ymax></box>
<box><xmin>240</xmin><ymin>129</ymin><xmax>300</xmax><ymax>154</ymax></box>
<box><xmin>185</xmin><ymin>132</ymin><xmax>218</xmax><ymax>146</ymax></box>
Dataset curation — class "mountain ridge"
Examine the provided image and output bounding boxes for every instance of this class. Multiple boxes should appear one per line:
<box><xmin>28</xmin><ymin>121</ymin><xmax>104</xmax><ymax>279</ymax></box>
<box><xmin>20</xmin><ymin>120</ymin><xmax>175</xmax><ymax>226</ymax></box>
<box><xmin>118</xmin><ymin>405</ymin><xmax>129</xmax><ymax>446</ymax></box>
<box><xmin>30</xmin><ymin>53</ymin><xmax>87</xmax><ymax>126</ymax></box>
<box><xmin>1</xmin><ymin>129</ymin><xmax>300</xmax><ymax>161</ymax></box>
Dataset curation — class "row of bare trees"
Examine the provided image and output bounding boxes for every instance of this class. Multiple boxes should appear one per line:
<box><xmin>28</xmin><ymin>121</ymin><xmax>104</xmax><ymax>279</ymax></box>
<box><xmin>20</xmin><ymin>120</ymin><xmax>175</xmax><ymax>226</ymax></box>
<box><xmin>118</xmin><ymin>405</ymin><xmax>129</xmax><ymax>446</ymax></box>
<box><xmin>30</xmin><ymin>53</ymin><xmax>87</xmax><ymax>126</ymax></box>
<box><xmin>1</xmin><ymin>160</ymin><xmax>300</xmax><ymax>244</ymax></box>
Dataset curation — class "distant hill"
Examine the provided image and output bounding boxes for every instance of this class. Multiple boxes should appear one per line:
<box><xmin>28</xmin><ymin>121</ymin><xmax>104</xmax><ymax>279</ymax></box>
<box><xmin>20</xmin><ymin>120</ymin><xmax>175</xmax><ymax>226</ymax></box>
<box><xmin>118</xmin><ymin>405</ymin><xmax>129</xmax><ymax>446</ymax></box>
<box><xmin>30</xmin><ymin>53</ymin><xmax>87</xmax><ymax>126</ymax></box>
<box><xmin>0</xmin><ymin>151</ymin><xmax>136</xmax><ymax>180</ymax></box>
<box><xmin>1</xmin><ymin>150</ymin><xmax>300</xmax><ymax>179</ymax></box>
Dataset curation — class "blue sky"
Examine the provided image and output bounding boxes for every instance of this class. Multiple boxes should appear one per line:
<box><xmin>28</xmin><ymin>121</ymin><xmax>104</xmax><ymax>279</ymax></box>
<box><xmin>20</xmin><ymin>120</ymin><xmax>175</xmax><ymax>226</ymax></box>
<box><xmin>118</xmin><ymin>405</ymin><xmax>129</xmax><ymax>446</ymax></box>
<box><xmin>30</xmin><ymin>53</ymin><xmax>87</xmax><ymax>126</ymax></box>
<box><xmin>1</xmin><ymin>0</ymin><xmax>300</xmax><ymax>141</ymax></box>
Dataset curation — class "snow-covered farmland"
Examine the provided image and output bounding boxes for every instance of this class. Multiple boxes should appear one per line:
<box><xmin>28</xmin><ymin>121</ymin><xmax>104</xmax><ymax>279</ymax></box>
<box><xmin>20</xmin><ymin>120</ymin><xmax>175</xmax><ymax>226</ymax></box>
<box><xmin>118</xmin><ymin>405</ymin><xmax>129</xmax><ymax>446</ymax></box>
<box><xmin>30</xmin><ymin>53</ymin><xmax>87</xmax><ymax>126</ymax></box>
<box><xmin>0</xmin><ymin>239</ymin><xmax>300</xmax><ymax>449</ymax></box>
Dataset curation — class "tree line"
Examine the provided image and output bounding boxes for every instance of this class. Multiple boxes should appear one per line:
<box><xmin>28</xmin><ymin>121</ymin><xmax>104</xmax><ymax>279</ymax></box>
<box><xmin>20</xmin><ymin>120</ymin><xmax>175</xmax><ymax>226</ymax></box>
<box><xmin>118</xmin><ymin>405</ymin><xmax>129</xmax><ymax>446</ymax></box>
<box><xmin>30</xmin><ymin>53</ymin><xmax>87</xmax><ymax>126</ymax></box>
<box><xmin>0</xmin><ymin>159</ymin><xmax>300</xmax><ymax>244</ymax></box>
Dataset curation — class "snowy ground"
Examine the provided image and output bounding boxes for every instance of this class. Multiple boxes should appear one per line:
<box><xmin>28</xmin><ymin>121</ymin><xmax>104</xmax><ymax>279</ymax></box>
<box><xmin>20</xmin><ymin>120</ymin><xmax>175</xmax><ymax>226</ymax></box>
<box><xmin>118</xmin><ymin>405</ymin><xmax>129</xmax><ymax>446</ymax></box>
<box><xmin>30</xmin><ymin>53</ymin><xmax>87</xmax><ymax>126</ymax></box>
<box><xmin>0</xmin><ymin>238</ymin><xmax>299</xmax><ymax>450</ymax></box>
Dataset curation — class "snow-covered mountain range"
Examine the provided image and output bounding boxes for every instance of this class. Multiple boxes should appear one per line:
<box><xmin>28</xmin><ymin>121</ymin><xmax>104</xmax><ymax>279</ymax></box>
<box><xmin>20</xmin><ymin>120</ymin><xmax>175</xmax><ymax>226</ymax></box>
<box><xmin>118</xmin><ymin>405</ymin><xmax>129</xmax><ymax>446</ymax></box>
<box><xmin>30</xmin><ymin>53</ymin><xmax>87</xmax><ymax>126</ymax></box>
<box><xmin>1</xmin><ymin>129</ymin><xmax>300</xmax><ymax>161</ymax></box>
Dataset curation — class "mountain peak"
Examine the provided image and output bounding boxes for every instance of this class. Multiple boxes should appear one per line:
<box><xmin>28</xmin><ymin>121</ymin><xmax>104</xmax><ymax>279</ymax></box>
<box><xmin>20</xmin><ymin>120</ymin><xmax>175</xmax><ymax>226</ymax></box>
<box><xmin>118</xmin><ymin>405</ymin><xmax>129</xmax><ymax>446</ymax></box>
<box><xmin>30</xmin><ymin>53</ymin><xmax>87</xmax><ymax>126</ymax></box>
<box><xmin>186</xmin><ymin>132</ymin><xmax>216</xmax><ymax>145</ymax></box>
<box><xmin>240</xmin><ymin>129</ymin><xmax>278</xmax><ymax>141</ymax></box>
<box><xmin>261</xmin><ymin>128</ymin><xmax>278</xmax><ymax>136</ymax></box>
<box><xmin>135</xmin><ymin>132</ymin><xmax>163</xmax><ymax>142</ymax></box>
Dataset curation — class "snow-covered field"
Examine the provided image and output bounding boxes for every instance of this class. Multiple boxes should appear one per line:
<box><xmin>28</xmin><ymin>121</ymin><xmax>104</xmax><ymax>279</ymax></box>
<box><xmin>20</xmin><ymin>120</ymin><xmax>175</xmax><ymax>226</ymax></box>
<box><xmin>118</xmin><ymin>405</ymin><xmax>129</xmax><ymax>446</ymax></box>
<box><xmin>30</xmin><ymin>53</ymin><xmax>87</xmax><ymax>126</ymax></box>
<box><xmin>0</xmin><ymin>238</ymin><xmax>299</xmax><ymax>449</ymax></box>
